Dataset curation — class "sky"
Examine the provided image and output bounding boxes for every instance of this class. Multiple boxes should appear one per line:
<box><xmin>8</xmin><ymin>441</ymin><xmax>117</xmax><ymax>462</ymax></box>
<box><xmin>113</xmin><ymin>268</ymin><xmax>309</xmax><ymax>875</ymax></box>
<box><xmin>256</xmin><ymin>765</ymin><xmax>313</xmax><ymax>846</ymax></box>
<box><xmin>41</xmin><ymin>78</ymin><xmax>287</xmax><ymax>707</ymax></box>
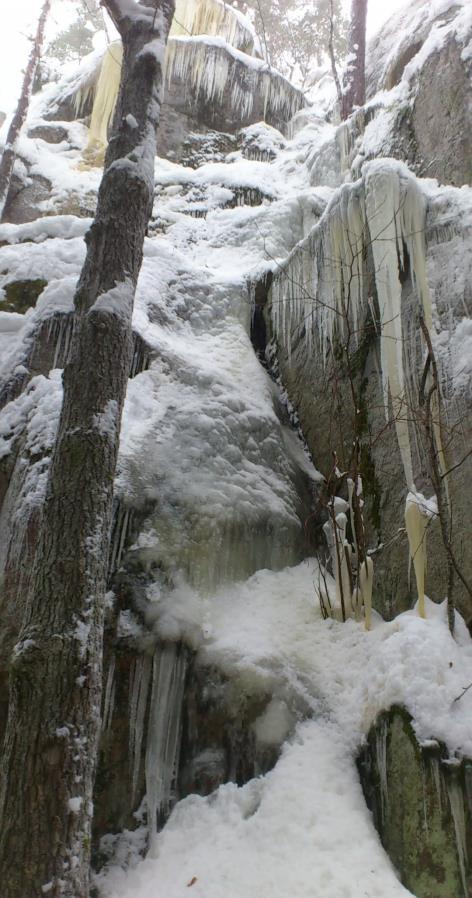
<box><xmin>0</xmin><ymin>0</ymin><xmax>410</xmax><ymax>117</ymax></box>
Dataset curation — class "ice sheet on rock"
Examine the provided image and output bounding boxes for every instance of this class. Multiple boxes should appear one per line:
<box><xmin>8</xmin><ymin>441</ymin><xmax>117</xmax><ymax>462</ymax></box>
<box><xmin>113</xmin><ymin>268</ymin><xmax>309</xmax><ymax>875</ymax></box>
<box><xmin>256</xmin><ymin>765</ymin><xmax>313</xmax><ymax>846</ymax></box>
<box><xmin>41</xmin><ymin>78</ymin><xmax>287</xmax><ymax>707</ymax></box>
<box><xmin>269</xmin><ymin>158</ymin><xmax>464</xmax><ymax>491</ymax></box>
<box><xmin>117</xmin><ymin>292</ymin><xmax>313</xmax><ymax>590</ymax></box>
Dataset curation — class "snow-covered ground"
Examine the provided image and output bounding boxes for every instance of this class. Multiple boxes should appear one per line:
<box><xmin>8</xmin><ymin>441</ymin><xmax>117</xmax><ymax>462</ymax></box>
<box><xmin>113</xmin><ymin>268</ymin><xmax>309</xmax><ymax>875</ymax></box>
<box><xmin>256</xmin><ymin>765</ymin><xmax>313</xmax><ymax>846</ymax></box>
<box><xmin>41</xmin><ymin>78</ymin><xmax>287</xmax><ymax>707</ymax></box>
<box><xmin>97</xmin><ymin>560</ymin><xmax>472</xmax><ymax>898</ymax></box>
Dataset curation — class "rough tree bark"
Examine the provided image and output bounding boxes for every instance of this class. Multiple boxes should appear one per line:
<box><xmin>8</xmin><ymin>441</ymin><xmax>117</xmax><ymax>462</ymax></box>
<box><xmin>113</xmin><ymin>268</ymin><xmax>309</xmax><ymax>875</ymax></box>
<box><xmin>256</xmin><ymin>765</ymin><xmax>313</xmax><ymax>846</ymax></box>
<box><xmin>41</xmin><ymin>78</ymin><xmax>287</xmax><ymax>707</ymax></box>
<box><xmin>0</xmin><ymin>1</ymin><xmax>175</xmax><ymax>896</ymax></box>
<box><xmin>0</xmin><ymin>0</ymin><xmax>51</xmax><ymax>222</ymax></box>
<box><xmin>341</xmin><ymin>0</ymin><xmax>367</xmax><ymax>120</ymax></box>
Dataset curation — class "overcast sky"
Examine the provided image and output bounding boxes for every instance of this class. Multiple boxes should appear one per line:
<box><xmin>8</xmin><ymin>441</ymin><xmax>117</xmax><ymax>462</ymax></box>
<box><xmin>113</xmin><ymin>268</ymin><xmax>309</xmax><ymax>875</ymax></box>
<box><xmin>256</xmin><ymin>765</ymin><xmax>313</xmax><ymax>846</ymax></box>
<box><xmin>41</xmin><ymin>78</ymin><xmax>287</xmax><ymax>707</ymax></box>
<box><xmin>0</xmin><ymin>0</ymin><xmax>409</xmax><ymax>117</ymax></box>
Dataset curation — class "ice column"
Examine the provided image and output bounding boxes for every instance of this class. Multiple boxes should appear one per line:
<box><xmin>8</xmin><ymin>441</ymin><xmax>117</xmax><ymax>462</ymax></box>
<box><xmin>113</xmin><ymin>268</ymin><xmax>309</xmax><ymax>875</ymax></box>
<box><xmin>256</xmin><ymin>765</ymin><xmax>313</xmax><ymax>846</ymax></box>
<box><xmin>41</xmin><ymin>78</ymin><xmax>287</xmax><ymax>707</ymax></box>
<box><xmin>145</xmin><ymin>643</ymin><xmax>187</xmax><ymax>848</ymax></box>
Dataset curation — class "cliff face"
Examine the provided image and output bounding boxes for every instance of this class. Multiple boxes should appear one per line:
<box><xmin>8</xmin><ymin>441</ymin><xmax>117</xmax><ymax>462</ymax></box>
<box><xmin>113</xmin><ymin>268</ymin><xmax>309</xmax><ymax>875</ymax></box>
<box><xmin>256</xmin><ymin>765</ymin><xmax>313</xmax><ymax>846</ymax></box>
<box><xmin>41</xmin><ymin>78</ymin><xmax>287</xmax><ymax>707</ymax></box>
<box><xmin>266</xmin><ymin>163</ymin><xmax>472</xmax><ymax>623</ymax></box>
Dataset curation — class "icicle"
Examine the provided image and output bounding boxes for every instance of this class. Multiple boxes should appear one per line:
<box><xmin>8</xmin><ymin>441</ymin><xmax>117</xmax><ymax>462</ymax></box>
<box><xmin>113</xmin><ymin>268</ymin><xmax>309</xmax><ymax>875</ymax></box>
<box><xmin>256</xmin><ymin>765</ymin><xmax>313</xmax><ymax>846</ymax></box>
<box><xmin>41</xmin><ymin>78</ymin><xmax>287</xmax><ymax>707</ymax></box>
<box><xmin>446</xmin><ymin>776</ymin><xmax>468</xmax><ymax>897</ymax></box>
<box><xmin>404</xmin><ymin>492</ymin><xmax>429</xmax><ymax>618</ymax></box>
<box><xmin>376</xmin><ymin>718</ymin><xmax>389</xmax><ymax>825</ymax></box>
<box><xmin>145</xmin><ymin>643</ymin><xmax>187</xmax><ymax>848</ymax></box>
<box><xmin>102</xmin><ymin>655</ymin><xmax>116</xmax><ymax>732</ymax></box>
<box><xmin>78</xmin><ymin>42</ymin><xmax>123</xmax><ymax>168</ymax></box>
<box><xmin>129</xmin><ymin>654</ymin><xmax>153</xmax><ymax>805</ymax></box>
<box><xmin>359</xmin><ymin>556</ymin><xmax>374</xmax><ymax>631</ymax></box>
<box><xmin>51</xmin><ymin>314</ymin><xmax>73</xmax><ymax>369</ymax></box>
<box><xmin>270</xmin><ymin>179</ymin><xmax>366</xmax><ymax>369</ymax></box>
<box><xmin>364</xmin><ymin>162</ymin><xmax>450</xmax><ymax>500</ymax></box>
<box><xmin>170</xmin><ymin>0</ymin><xmax>255</xmax><ymax>54</ymax></box>
<box><xmin>365</xmin><ymin>166</ymin><xmax>414</xmax><ymax>490</ymax></box>
<box><xmin>323</xmin><ymin>501</ymin><xmax>352</xmax><ymax>620</ymax></box>
<box><xmin>164</xmin><ymin>37</ymin><xmax>304</xmax><ymax>127</ymax></box>
<box><xmin>109</xmin><ymin>504</ymin><xmax>131</xmax><ymax>575</ymax></box>
<box><xmin>347</xmin><ymin>478</ymin><xmax>358</xmax><ymax>568</ymax></box>
<box><xmin>430</xmin><ymin>757</ymin><xmax>444</xmax><ymax>812</ymax></box>
<box><xmin>336</xmin><ymin>512</ymin><xmax>352</xmax><ymax>618</ymax></box>
<box><xmin>337</xmin><ymin>122</ymin><xmax>351</xmax><ymax>178</ymax></box>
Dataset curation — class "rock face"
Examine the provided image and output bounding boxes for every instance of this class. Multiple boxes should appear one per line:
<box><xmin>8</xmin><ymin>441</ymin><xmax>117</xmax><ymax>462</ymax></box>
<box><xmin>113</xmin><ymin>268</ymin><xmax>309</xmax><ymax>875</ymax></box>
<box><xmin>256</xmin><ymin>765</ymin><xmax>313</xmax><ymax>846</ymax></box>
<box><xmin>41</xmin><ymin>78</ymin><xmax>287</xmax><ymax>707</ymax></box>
<box><xmin>264</xmin><ymin>165</ymin><xmax>472</xmax><ymax>624</ymax></box>
<box><xmin>408</xmin><ymin>37</ymin><xmax>472</xmax><ymax>187</ymax></box>
<box><xmin>362</xmin><ymin>35</ymin><xmax>472</xmax><ymax>188</ymax></box>
<box><xmin>358</xmin><ymin>706</ymin><xmax>472</xmax><ymax>898</ymax></box>
<box><xmin>2</xmin><ymin>175</ymin><xmax>52</xmax><ymax>226</ymax></box>
<box><xmin>314</xmin><ymin>7</ymin><xmax>472</xmax><ymax>191</ymax></box>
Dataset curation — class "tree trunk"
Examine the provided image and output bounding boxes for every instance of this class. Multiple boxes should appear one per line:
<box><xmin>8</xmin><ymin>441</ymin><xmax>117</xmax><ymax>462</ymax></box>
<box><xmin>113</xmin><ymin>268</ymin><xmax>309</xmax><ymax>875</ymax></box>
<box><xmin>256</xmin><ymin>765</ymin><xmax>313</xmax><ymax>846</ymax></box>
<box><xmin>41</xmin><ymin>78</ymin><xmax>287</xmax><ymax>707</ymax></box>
<box><xmin>328</xmin><ymin>0</ymin><xmax>343</xmax><ymax>111</ymax></box>
<box><xmin>0</xmin><ymin>0</ymin><xmax>51</xmax><ymax>221</ymax></box>
<box><xmin>0</xmin><ymin>2</ymin><xmax>175</xmax><ymax>896</ymax></box>
<box><xmin>341</xmin><ymin>0</ymin><xmax>367</xmax><ymax>120</ymax></box>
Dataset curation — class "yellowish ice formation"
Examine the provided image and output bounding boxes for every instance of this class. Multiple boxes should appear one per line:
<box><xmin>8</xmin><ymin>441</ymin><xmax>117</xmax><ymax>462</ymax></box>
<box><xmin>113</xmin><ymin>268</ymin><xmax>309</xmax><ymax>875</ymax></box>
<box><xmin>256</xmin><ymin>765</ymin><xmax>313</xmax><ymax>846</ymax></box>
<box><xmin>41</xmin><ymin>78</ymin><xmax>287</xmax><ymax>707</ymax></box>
<box><xmin>75</xmin><ymin>0</ymin><xmax>297</xmax><ymax>168</ymax></box>
<box><xmin>404</xmin><ymin>493</ymin><xmax>429</xmax><ymax>618</ymax></box>
<box><xmin>359</xmin><ymin>557</ymin><xmax>374</xmax><ymax>630</ymax></box>
<box><xmin>170</xmin><ymin>0</ymin><xmax>255</xmax><ymax>53</ymax></box>
<box><xmin>77</xmin><ymin>41</ymin><xmax>123</xmax><ymax>169</ymax></box>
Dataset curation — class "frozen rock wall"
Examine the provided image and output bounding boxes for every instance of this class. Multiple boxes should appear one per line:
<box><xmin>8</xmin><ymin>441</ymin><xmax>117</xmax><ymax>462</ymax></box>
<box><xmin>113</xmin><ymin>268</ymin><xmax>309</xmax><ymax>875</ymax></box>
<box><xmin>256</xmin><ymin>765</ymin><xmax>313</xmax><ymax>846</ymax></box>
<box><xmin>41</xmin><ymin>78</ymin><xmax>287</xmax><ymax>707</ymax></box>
<box><xmin>358</xmin><ymin>706</ymin><xmax>472</xmax><ymax>898</ymax></box>
<box><xmin>265</xmin><ymin>162</ymin><xmax>472</xmax><ymax>623</ymax></box>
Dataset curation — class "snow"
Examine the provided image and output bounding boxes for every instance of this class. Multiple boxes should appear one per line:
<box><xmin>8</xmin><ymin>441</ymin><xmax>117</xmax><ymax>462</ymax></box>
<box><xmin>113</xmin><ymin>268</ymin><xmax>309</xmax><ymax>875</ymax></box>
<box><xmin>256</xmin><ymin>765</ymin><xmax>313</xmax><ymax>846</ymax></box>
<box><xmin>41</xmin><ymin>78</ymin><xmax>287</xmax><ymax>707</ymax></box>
<box><xmin>97</xmin><ymin>559</ymin><xmax>472</xmax><ymax>898</ymax></box>
<box><xmin>68</xmin><ymin>797</ymin><xmax>84</xmax><ymax>814</ymax></box>
<box><xmin>0</xmin><ymin>234</ymin><xmax>85</xmax><ymax>286</ymax></box>
<box><xmin>91</xmin><ymin>282</ymin><xmax>134</xmax><ymax>320</ymax></box>
<box><xmin>9</xmin><ymin>126</ymin><xmax>101</xmax><ymax>213</ymax></box>
<box><xmin>93</xmin><ymin>400</ymin><xmax>119</xmax><ymax>438</ymax></box>
<box><xmin>0</xmin><ymin>215</ymin><xmax>92</xmax><ymax>245</ymax></box>
<box><xmin>0</xmin><ymin>370</ymin><xmax>63</xmax><ymax>462</ymax></box>
<box><xmin>366</xmin><ymin>0</ymin><xmax>472</xmax><ymax>97</ymax></box>
<box><xmin>98</xmin><ymin>720</ymin><xmax>415</xmax><ymax>898</ymax></box>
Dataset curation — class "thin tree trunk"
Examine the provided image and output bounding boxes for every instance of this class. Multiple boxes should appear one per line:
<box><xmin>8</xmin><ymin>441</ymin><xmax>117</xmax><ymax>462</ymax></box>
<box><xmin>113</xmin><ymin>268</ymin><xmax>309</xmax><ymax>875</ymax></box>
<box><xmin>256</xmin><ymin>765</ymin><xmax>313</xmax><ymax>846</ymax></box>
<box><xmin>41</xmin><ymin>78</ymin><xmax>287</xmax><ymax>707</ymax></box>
<box><xmin>0</xmin><ymin>2</ymin><xmax>175</xmax><ymax>896</ymax></box>
<box><xmin>341</xmin><ymin>0</ymin><xmax>367</xmax><ymax>120</ymax></box>
<box><xmin>328</xmin><ymin>0</ymin><xmax>343</xmax><ymax>111</ymax></box>
<box><xmin>0</xmin><ymin>0</ymin><xmax>51</xmax><ymax>221</ymax></box>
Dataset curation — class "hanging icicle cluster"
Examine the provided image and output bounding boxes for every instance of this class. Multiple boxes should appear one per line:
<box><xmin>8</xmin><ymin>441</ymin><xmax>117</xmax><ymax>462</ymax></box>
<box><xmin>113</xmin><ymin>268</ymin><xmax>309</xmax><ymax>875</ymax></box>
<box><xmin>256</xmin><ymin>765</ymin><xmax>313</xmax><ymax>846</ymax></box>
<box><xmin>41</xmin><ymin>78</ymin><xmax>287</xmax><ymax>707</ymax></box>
<box><xmin>128</xmin><ymin>644</ymin><xmax>187</xmax><ymax>845</ymax></box>
<box><xmin>270</xmin><ymin>161</ymin><xmax>438</xmax><ymax>487</ymax></box>
<box><xmin>165</xmin><ymin>37</ymin><xmax>305</xmax><ymax>126</ymax></box>
<box><xmin>75</xmin><ymin>41</ymin><xmax>123</xmax><ymax>168</ymax></box>
<box><xmin>270</xmin><ymin>160</ymin><xmax>444</xmax><ymax>622</ymax></box>
<box><xmin>170</xmin><ymin>0</ymin><xmax>256</xmax><ymax>54</ymax></box>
